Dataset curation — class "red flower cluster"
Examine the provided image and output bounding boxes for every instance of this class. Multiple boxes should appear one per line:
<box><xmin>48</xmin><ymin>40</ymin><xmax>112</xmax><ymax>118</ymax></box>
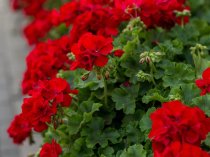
<box><xmin>149</xmin><ymin>101</ymin><xmax>210</xmax><ymax>157</ymax></box>
<box><xmin>162</xmin><ymin>142</ymin><xmax>210</xmax><ymax>157</ymax></box>
<box><xmin>71</xmin><ymin>33</ymin><xmax>113</xmax><ymax>71</ymax></box>
<box><xmin>8</xmin><ymin>78</ymin><xmax>77</xmax><ymax>143</ymax></box>
<box><xmin>22</xmin><ymin>36</ymin><xmax>72</xmax><ymax>94</ymax></box>
<box><xmin>114</xmin><ymin>49</ymin><xmax>125</xmax><ymax>57</ymax></box>
<box><xmin>196</xmin><ymin>67</ymin><xmax>210</xmax><ymax>95</ymax></box>
<box><xmin>7</xmin><ymin>114</ymin><xmax>31</xmax><ymax>144</ymax></box>
<box><xmin>40</xmin><ymin>139</ymin><xmax>62</xmax><ymax>157</ymax></box>
<box><xmin>24</xmin><ymin>10</ymin><xmax>53</xmax><ymax>45</ymax></box>
<box><xmin>11</xmin><ymin>0</ymin><xmax>46</xmax><ymax>16</ymax></box>
<box><xmin>17</xmin><ymin>0</ymin><xmax>190</xmax><ymax>45</ymax></box>
<box><xmin>115</xmin><ymin>0</ymin><xmax>189</xmax><ymax>29</ymax></box>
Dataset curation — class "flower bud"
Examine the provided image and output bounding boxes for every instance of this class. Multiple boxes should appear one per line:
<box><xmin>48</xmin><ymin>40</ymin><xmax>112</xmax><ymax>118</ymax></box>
<box><xmin>97</xmin><ymin>74</ymin><xmax>102</xmax><ymax>80</ymax></box>
<box><xmin>105</xmin><ymin>71</ymin><xmax>110</xmax><ymax>80</ymax></box>
<box><xmin>81</xmin><ymin>73</ymin><xmax>90</xmax><ymax>81</ymax></box>
<box><xmin>67</xmin><ymin>52</ymin><xmax>75</xmax><ymax>61</ymax></box>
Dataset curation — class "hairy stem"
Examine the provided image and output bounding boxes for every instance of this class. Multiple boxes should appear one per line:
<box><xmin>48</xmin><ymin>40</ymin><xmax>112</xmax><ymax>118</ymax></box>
<box><xmin>102</xmin><ymin>74</ymin><xmax>108</xmax><ymax>107</ymax></box>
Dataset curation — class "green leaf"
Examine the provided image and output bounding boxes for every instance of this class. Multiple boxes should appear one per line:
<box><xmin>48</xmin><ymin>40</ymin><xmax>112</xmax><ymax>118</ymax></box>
<box><xmin>66</xmin><ymin>113</ymin><xmax>83</xmax><ymax>135</ymax></box>
<box><xmin>69</xmin><ymin>138</ymin><xmax>94</xmax><ymax>157</ymax></box>
<box><xmin>142</xmin><ymin>89</ymin><xmax>167</xmax><ymax>104</ymax></box>
<box><xmin>81</xmin><ymin>117</ymin><xmax>106</xmax><ymax>148</ymax></box>
<box><xmin>162</xmin><ymin>62</ymin><xmax>195</xmax><ymax>87</ymax></box>
<box><xmin>65</xmin><ymin>102</ymin><xmax>102</xmax><ymax>136</ymax></box>
<box><xmin>119</xmin><ymin>144</ymin><xmax>146</xmax><ymax>157</ymax></box>
<box><xmin>99</xmin><ymin>147</ymin><xmax>115</xmax><ymax>157</ymax></box>
<box><xmin>157</xmin><ymin>39</ymin><xmax>183</xmax><ymax>59</ymax></box>
<box><xmin>123</xmin><ymin>121</ymin><xmax>144</xmax><ymax>144</ymax></box>
<box><xmin>139</xmin><ymin>107</ymin><xmax>156</xmax><ymax>132</ymax></box>
<box><xmin>180</xmin><ymin>83</ymin><xmax>200</xmax><ymax>105</ymax></box>
<box><xmin>103</xmin><ymin>128</ymin><xmax>121</xmax><ymax>144</ymax></box>
<box><xmin>112</xmin><ymin>85</ymin><xmax>140</xmax><ymax>114</ymax></box>
<box><xmin>192</xmin><ymin>95</ymin><xmax>210</xmax><ymax>116</ymax></box>
<box><xmin>203</xmin><ymin>133</ymin><xmax>210</xmax><ymax>147</ymax></box>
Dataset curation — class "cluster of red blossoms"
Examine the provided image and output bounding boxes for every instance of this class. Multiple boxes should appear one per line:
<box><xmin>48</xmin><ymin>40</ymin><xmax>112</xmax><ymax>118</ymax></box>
<box><xmin>39</xmin><ymin>139</ymin><xmax>62</xmax><ymax>157</ymax></box>
<box><xmin>9</xmin><ymin>0</ymin><xmax>191</xmax><ymax>156</ymax></box>
<box><xmin>8</xmin><ymin>78</ymin><xmax>78</xmax><ymax>143</ymax></box>
<box><xmin>22</xmin><ymin>36</ymin><xmax>72</xmax><ymax>94</ymax></box>
<box><xmin>11</xmin><ymin>0</ymin><xmax>189</xmax><ymax>45</ymax></box>
<box><xmin>149</xmin><ymin>100</ymin><xmax>210</xmax><ymax>157</ymax></box>
<box><xmin>196</xmin><ymin>67</ymin><xmax>210</xmax><ymax>95</ymax></box>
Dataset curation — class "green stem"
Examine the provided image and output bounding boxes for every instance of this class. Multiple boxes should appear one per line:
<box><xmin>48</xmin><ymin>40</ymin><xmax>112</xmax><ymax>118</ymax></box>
<box><xmin>29</xmin><ymin>132</ymin><xmax>35</xmax><ymax>145</ymax></box>
<box><xmin>181</xmin><ymin>17</ymin><xmax>184</xmax><ymax>28</ymax></box>
<box><xmin>192</xmin><ymin>51</ymin><xmax>202</xmax><ymax>77</ymax></box>
<box><xmin>102</xmin><ymin>75</ymin><xmax>108</xmax><ymax>107</ymax></box>
<box><xmin>149</xmin><ymin>61</ymin><xmax>157</xmax><ymax>86</ymax></box>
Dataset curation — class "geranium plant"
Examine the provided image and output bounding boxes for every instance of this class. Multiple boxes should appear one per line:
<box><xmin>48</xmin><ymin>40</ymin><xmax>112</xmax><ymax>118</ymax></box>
<box><xmin>7</xmin><ymin>0</ymin><xmax>210</xmax><ymax>156</ymax></box>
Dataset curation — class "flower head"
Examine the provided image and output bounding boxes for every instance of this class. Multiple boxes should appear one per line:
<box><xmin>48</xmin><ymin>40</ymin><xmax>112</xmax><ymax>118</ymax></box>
<box><xmin>71</xmin><ymin>33</ymin><xmax>113</xmax><ymax>71</ymax></box>
<box><xmin>149</xmin><ymin>101</ymin><xmax>210</xmax><ymax>156</ymax></box>
<box><xmin>40</xmin><ymin>139</ymin><xmax>62</xmax><ymax>157</ymax></box>
<box><xmin>196</xmin><ymin>67</ymin><xmax>210</xmax><ymax>95</ymax></box>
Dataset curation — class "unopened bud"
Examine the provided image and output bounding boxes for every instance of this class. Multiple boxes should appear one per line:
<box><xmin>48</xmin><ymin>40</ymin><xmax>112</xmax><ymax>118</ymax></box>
<box><xmin>105</xmin><ymin>71</ymin><xmax>110</xmax><ymax>80</ymax></box>
<box><xmin>67</xmin><ymin>52</ymin><xmax>75</xmax><ymax>61</ymax></box>
<box><xmin>81</xmin><ymin>72</ymin><xmax>90</xmax><ymax>81</ymax></box>
<box><xmin>97</xmin><ymin>74</ymin><xmax>102</xmax><ymax>80</ymax></box>
<box><xmin>145</xmin><ymin>56</ymin><xmax>151</xmax><ymax>63</ymax></box>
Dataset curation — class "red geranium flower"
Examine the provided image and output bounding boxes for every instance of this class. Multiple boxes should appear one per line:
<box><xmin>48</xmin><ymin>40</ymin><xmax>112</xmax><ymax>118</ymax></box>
<box><xmin>22</xmin><ymin>37</ymin><xmax>72</xmax><ymax>94</ymax></box>
<box><xmin>40</xmin><ymin>139</ymin><xmax>62</xmax><ymax>157</ymax></box>
<box><xmin>114</xmin><ymin>49</ymin><xmax>124</xmax><ymax>57</ymax></box>
<box><xmin>162</xmin><ymin>142</ymin><xmax>210</xmax><ymax>157</ymax></box>
<box><xmin>149</xmin><ymin>101</ymin><xmax>210</xmax><ymax>156</ymax></box>
<box><xmin>7</xmin><ymin>114</ymin><xmax>31</xmax><ymax>144</ymax></box>
<box><xmin>71</xmin><ymin>33</ymin><xmax>113</xmax><ymax>71</ymax></box>
<box><xmin>24</xmin><ymin>10</ymin><xmax>53</xmax><ymax>45</ymax></box>
<box><xmin>196</xmin><ymin>67</ymin><xmax>210</xmax><ymax>95</ymax></box>
<box><xmin>30</xmin><ymin>78</ymin><xmax>78</xmax><ymax>107</ymax></box>
<box><xmin>21</xmin><ymin>78</ymin><xmax>78</xmax><ymax>132</ymax></box>
<box><xmin>11</xmin><ymin>0</ymin><xmax>46</xmax><ymax>16</ymax></box>
<box><xmin>114</xmin><ymin>0</ymin><xmax>189</xmax><ymax>29</ymax></box>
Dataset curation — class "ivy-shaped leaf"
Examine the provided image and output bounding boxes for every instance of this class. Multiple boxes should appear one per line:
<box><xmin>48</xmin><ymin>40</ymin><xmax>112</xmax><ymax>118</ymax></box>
<box><xmin>112</xmin><ymin>85</ymin><xmax>140</xmax><ymax>114</ymax></box>
<box><xmin>69</xmin><ymin>138</ymin><xmax>94</xmax><ymax>157</ymax></box>
<box><xmin>119</xmin><ymin>144</ymin><xmax>146</xmax><ymax>157</ymax></box>
<box><xmin>162</xmin><ymin>62</ymin><xmax>195</xmax><ymax>87</ymax></box>
<box><xmin>142</xmin><ymin>89</ymin><xmax>167</xmax><ymax>104</ymax></box>
<box><xmin>99</xmin><ymin>147</ymin><xmax>115</xmax><ymax>157</ymax></box>
<box><xmin>192</xmin><ymin>95</ymin><xmax>210</xmax><ymax>116</ymax></box>
<box><xmin>180</xmin><ymin>83</ymin><xmax>200</xmax><ymax>105</ymax></box>
<box><xmin>66</xmin><ymin>102</ymin><xmax>102</xmax><ymax>136</ymax></box>
<box><xmin>139</xmin><ymin>107</ymin><xmax>156</xmax><ymax>133</ymax></box>
<box><xmin>81</xmin><ymin>117</ymin><xmax>107</xmax><ymax>148</ymax></box>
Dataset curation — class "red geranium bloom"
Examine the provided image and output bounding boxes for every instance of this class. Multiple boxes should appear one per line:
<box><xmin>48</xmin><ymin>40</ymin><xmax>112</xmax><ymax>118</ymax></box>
<box><xmin>22</xmin><ymin>37</ymin><xmax>72</xmax><ymax>94</ymax></box>
<box><xmin>31</xmin><ymin>97</ymin><xmax>57</xmax><ymax>132</ymax></box>
<box><xmin>30</xmin><ymin>78</ymin><xmax>78</xmax><ymax>107</ymax></box>
<box><xmin>114</xmin><ymin>49</ymin><xmax>124</xmax><ymax>57</ymax></box>
<box><xmin>40</xmin><ymin>139</ymin><xmax>62</xmax><ymax>157</ymax></box>
<box><xmin>21</xmin><ymin>78</ymin><xmax>78</xmax><ymax>132</ymax></box>
<box><xmin>149</xmin><ymin>101</ymin><xmax>210</xmax><ymax>156</ymax></box>
<box><xmin>11</xmin><ymin>0</ymin><xmax>46</xmax><ymax>16</ymax></box>
<box><xmin>71</xmin><ymin>33</ymin><xmax>113</xmax><ymax>71</ymax></box>
<box><xmin>51</xmin><ymin>1</ymin><xmax>82</xmax><ymax>27</ymax></box>
<box><xmin>114</xmin><ymin>0</ymin><xmax>189</xmax><ymax>29</ymax></box>
<box><xmin>196</xmin><ymin>67</ymin><xmax>210</xmax><ymax>95</ymax></box>
<box><xmin>161</xmin><ymin>142</ymin><xmax>210</xmax><ymax>157</ymax></box>
<box><xmin>69</xmin><ymin>6</ymin><xmax>123</xmax><ymax>45</ymax></box>
<box><xmin>24</xmin><ymin>10</ymin><xmax>53</xmax><ymax>45</ymax></box>
<box><xmin>7</xmin><ymin>114</ymin><xmax>31</xmax><ymax>144</ymax></box>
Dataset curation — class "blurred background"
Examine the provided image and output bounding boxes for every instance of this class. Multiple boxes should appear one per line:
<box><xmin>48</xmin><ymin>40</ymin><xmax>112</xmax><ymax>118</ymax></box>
<box><xmin>0</xmin><ymin>0</ymin><xmax>41</xmax><ymax>156</ymax></box>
